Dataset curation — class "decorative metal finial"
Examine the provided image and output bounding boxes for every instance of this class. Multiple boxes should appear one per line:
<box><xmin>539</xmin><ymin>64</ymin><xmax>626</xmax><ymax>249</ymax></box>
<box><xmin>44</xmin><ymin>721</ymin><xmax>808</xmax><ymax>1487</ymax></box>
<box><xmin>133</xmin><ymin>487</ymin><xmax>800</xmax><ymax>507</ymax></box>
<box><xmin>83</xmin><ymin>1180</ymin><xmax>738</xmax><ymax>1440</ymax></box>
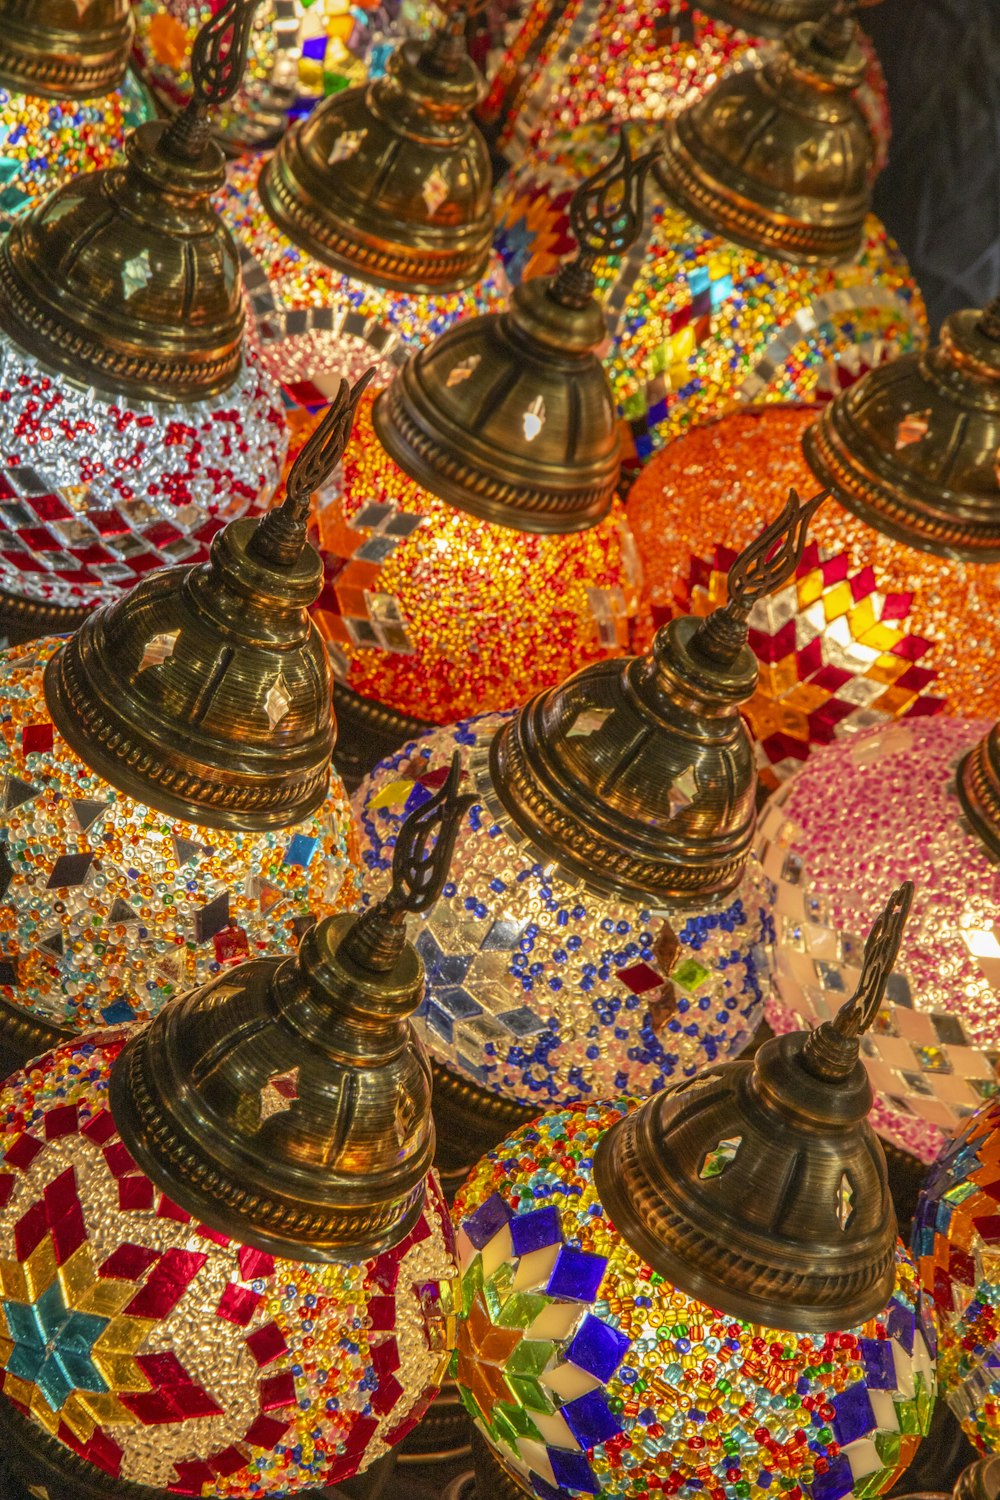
<box><xmin>250</xmin><ymin>369</ymin><xmax>375</xmax><ymax>568</ymax></box>
<box><xmin>552</xmin><ymin>130</ymin><xmax>661</xmax><ymax>310</ymax></box>
<box><xmin>421</xmin><ymin>3</ymin><xmax>473</xmax><ymax>78</ymax></box>
<box><xmin>803</xmin><ymin>880</ymin><xmax>914</xmax><ymax>1081</ymax></box>
<box><xmin>978</xmin><ymin>296</ymin><xmax>1000</xmax><ymax>343</ymax></box>
<box><xmin>342</xmin><ymin>753</ymin><xmax>475</xmax><ymax>971</ymax></box>
<box><xmin>693</xmin><ymin>487</ymin><xmax>827</xmax><ymax>665</ymax></box>
<box><xmin>812</xmin><ymin>0</ymin><xmax>859</xmax><ymax>57</ymax></box>
<box><xmin>161</xmin><ymin>0</ymin><xmax>262</xmax><ymax>161</ymax></box>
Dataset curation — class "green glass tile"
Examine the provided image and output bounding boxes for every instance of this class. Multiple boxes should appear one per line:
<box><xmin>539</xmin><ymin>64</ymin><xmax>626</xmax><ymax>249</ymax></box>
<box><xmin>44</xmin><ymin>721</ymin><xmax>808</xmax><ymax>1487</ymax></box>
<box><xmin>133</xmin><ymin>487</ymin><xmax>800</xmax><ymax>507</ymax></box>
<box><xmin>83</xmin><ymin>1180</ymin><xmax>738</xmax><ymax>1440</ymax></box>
<box><xmin>853</xmin><ymin>1468</ymin><xmax>891</xmax><ymax>1500</ymax></box>
<box><xmin>508</xmin><ymin>1373</ymin><xmax>555</xmax><ymax>1415</ymax></box>
<box><xmin>461</xmin><ymin>1257</ymin><xmax>483</xmax><ymax>1318</ymax></box>
<box><xmin>497</xmin><ymin>1292</ymin><xmax>547</xmax><ymax>1330</ymax></box>
<box><xmin>896</xmin><ymin>1401</ymin><xmax>920</xmax><ymax>1436</ymax></box>
<box><xmin>508</xmin><ymin>1339</ymin><xmax>555</xmax><ymax>1376</ymax></box>
<box><xmin>671</xmin><ymin>958</ymin><xmax>711</xmax><ymax>992</ymax></box>
<box><xmin>491</xmin><ymin>1405</ymin><xmax>523</xmax><ymax>1448</ymax></box>
<box><xmin>496</xmin><ymin>1399</ymin><xmax>542</xmax><ymax>1439</ymax></box>
<box><xmin>488</xmin><ymin>1262</ymin><xmax>516</xmax><ymax>1302</ymax></box>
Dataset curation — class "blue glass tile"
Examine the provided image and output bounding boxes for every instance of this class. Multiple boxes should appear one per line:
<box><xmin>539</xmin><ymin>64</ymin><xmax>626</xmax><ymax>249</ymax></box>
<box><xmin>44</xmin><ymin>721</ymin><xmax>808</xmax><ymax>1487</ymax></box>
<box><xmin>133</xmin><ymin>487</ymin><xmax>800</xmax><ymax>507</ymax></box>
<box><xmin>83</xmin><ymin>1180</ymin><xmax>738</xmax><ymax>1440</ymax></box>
<box><xmin>812</xmin><ymin>1456</ymin><xmax>855</xmax><ymax>1500</ymax></box>
<box><xmin>482</xmin><ymin>918</ymin><xmax>529</xmax><ymax>951</ymax></box>
<box><xmin>546</xmin><ymin>1246</ymin><xmax>607</xmax><ymax>1302</ymax></box>
<box><xmin>549</xmin><ymin>1448</ymin><xmax>601</xmax><ymax>1495</ymax></box>
<box><xmin>561</xmin><ymin>1389</ymin><xmax>620</xmax><ymax>1449</ymax></box>
<box><xmin>887</xmin><ymin>1300</ymin><xmax>916</xmax><ymax>1354</ymax></box>
<box><xmin>429</xmin><ymin>952</ymin><xmax>473</xmax><ymax>985</ymax></box>
<box><xmin>423</xmin><ymin>1002</ymin><xmax>453</xmax><ymax>1045</ymax></box>
<box><xmin>565</xmin><ymin>1313</ymin><xmax>630</xmax><ymax>1381</ymax></box>
<box><xmin>414</xmin><ymin>930</ymin><xmax>441</xmax><ymax>964</ymax></box>
<box><xmin>463</xmin><ymin>1192</ymin><xmax>512</xmax><ymax>1251</ymax></box>
<box><xmin>300</xmin><ymin>34</ymin><xmax>328</xmax><ymax>58</ymax></box>
<box><xmin>859</xmin><ymin>1337</ymin><xmax>896</xmax><ymax>1390</ymax></box>
<box><xmin>101</xmin><ymin>1000</ymin><xmax>136</xmax><ymax>1025</ymax></box>
<box><xmin>436</xmin><ymin>986</ymin><xmax>482</xmax><ymax>1021</ymax></box>
<box><xmin>404</xmin><ymin>784</ymin><xmax>433</xmax><ymax>817</ymax></box>
<box><xmin>530</xmin><ymin>1474</ymin><xmax>565</xmax><ymax>1500</ymax></box>
<box><xmin>831</xmin><ymin>1381</ymin><xmax>876</xmax><ymax>1445</ymax></box>
<box><xmin>497</xmin><ymin>1006</ymin><xmax>547</xmax><ymax>1038</ymax></box>
<box><xmin>282</xmin><ymin>833</ymin><xmax>318</xmax><ymax>868</ymax></box>
<box><xmin>510</xmin><ymin>1207</ymin><xmax>563</xmax><ymax>1256</ymax></box>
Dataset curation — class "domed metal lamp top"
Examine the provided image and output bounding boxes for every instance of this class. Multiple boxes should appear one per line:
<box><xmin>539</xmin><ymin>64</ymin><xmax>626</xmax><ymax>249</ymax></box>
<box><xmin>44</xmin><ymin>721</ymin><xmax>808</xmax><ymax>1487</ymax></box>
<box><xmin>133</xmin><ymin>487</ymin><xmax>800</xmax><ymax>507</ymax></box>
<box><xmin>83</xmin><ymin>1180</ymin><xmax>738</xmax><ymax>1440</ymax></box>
<box><xmin>594</xmin><ymin>881</ymin><xmax>912</xmax><ymax>1330</ymax></box>
<box><xmin>259</xmin><ymin>5</ymin><xmax>494</xmax><ymax>295</ymax></box>
<box><xmin>696</xmin><ymin>0</ymin><xmax>880</xmax><ymax>41</ymax></box>
<box><xmin>804</xmin><ymin>294</ymin><xmax>1000</xmax><ymax>561</ymax></box>
<box><xmin>109</xmin><ymin>755</ymin><xmax>475</xmax><ymax>1262</ymax></box>
<box><xmin>44</xmin><ymin>371</ymin><xmax>375</xmax><ymax>834</ymax></box>
<box><xmin>0</xmin><ymin>0</ymin><xmax>133</xmax><ymax>99</ymax></box>
<box><xmin>488</xmin><ymin>486</ymin><xmax>825</xmax><ymax>902</ymax></box>
<box><xmin>372</xmin><ymin>129</ymin><xmax>660</xmax><ymax>534</ymax></box>
<box><xmin>0</xmin><ymin>0</ymin><xmax>259</xmax><ymax>404</ymax></box>
<box><xmin>657</xmin><ymin>0</ymin><xmax>872</xmax><ymax>265</ymax></box>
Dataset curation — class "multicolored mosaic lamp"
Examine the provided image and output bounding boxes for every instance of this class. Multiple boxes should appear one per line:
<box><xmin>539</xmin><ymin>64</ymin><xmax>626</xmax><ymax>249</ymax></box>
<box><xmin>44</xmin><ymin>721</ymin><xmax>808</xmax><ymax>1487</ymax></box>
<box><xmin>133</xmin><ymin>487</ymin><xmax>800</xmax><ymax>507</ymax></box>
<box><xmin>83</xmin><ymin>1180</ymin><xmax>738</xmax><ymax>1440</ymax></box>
<box><xmin>755</xmin><ymin>709</ymin><xmax>1000</xmax><ymax>1170</ymax></box>
<box><xmin>451</xmin><ymin>882</ymin><xmax>938</xmax><ymax>1500</ymax></box>
<box><xmin>0</xmin><ymin>760</ymin><xmax>469</xmax><ymax>1499</ymax></box>
<box><xmin>494</xmin><ymin>0</ymin><xmax>924</xmax><ymax>469</ymax></box>
<box><xmin>132</xmin><ymin>0</ymin><xmax>433</xmax><ymax>153</ymax></box>
<box><xmin>915</xmin><ymin>1096</ymin><xmax>1000</xmax><ymax>1461</ymax></box>
<box><xmin>0</xmin><ymin>378</ymin><xmax>373</xmax><ymax>1081</ymax></box>
<box><xmin>307</xmin><ymin>132</ymin><xmax>654</xmax><ymax>785</ymax></box>
<box><xmin>217</xmin><ymin>8</ymin><xmax>509</xmax><ymax>412</ymax></box>
<box><xmin>0</xmin><ymin>0</ymin><xmax>152</xmax><ymax>226</ymax></box>
<box><xmin>354</xmin><ymin>489</ymin><xmax>822</xmax><ymax>1183</ymax></box>
<box><xmin>0</xmin><ymin>0</ymin><xmax>288</xmax><ymax>641</ymax></box>
<box><xmin>628</xmin><ymin>299</ymin><xmax>1000</xmax><ymax>785</ymax></box>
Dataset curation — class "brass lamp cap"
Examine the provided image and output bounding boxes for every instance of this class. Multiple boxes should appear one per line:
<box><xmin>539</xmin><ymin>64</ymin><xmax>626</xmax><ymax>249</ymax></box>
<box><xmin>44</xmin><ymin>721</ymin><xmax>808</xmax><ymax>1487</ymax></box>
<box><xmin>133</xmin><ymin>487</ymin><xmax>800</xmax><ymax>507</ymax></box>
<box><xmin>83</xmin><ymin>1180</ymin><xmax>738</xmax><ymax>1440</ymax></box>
<box><xmin>657</xmin><ymin>1</ymin><xmax>871</xmax><ymax>265</ymax></box>
<box><xmin>110</xmin><ymin>761</ymin><xmax>474</xmax><ymax>1262</ymax></box>
<box><xmin>259</xmin><ymin>10</ymin><xmax>492</xmax><ymax>294</ymax></box>
<box><xmin>594</xmin><ymin>883</ymin><xmax>912</xmax><ymax>1330</ymax></box>
<box><xmin>0</xmin><ymin>0</ymin><xmax>258</xmax><ymax>404</ymax></box>
<box><xmin>490</xmin><ymin>488</ymin><xmax>824</xmax><ymax>901</ymax></box>
<box><xmin>958</xmin><ymin>722</ymin><xmax>1000</xmax><ymax>862</ymax></box>
<box><xmin>695</xmin><ymin>0</ymin><xmax>829</xmax><ymax>37</ymax></box>
<box><xmin>43</xmin><ymin>375</ymin><xmax>371</xmax><ymax>833</ymax></box>
<box><xmin>372</xmin><ymin>132</ymin><xmax>658</xmax><ymax>534</ymax></box>
<box><xmin>0</xmin><ymin>0</ymin><xmax>133</xmax><ymax>98</ymax></box>
<box><xmin>804</xmin><ymin>299</ymin><xmax>1000</xmax><ymax>560</ymax></box>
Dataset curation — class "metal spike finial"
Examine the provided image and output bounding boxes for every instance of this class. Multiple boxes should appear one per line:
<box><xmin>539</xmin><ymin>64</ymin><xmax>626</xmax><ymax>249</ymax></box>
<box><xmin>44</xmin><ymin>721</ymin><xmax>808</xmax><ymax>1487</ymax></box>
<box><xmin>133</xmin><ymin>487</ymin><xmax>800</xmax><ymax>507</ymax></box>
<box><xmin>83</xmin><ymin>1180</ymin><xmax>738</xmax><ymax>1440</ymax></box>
<box><xmin>161</xmin><ymin>0</ymin><xmax>262</xmax><ymax>161</ymax></box>
<box><xmin>552</xmin><ymin>130</ymin><xmax>661</xmax><ymax>310</ymax></box>
<box><xmin>692</xmin><ymin>487</ymin><xmax>827</xmax><ymax>665</ymax></box>
<box><xmin>812</xmin><ymin>0</ymin><xmax>859</xmax><ymax>58</ymax></box>
<box><xmin>421</xmin><ymin>2</ymin><xmax>473</xmax><ymax>78</ymax></box>
<box><xmin>249</xmin><ymin>368</ymin><xmax>376</xmax><ymax>569</ymax></box>
<box><xmin>978</xmin><ymin>296</ymin><xmax>1000</xmax><ymax>343</ymax></box>
<box><xmin>341</xmin><ymin>753</ymin><xmax>476</xmax><ymax>972</ymax></box>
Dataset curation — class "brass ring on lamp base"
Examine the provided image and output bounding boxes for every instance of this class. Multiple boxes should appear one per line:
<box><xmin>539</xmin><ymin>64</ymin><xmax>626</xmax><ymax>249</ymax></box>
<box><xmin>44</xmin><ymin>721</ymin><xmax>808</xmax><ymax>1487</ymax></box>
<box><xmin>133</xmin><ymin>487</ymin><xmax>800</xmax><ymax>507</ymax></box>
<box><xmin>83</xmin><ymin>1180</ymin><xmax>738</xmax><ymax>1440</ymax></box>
<box><xmin>0</xmin><ymin>589</ymin><xmax>90</xmax><ymax>647</ymax></box>
<box><xmin>430</xmin><ymin>1058</ymin><xmax>540</xmax><ymax>1198</ymax></box>
<box><xmin>0</xmin><ymin>995</ymin><xmax>72</xmax><ymax>1078</ymax></box>
<box><xmin>0</xmin><ymin>1389</ymin><xmax>172</xmax><ymax>1500</ymax></box>
<box><xmin>331</xmin><ymin>682</ymin><xmax>432</xmax><ymax>791</ymax></box>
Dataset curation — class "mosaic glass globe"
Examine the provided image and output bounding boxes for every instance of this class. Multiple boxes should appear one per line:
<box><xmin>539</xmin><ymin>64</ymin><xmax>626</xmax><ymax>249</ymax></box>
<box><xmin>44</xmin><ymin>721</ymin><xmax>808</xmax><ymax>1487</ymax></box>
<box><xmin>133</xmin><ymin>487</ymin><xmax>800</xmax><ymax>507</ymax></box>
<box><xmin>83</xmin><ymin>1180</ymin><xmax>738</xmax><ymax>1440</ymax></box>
<box><xmin>914</xmin><ymin>1095</ymin><xmax>1000</xmax><ymax>1456</ymax></box>
<box><xmin>354</xmin><ymin>713</ymin><xmax>773</xmax><ymax>1106</ymax></box>
<box><xmin>0</xmin><ymin>634</ymin><xmax>360</xmax><ymax>1039</ymax></box>
<box><xmin>453</xmin><ymin>1099</ymin><xmax>936</xmax><ymax>1500</ymax></box>
<box><xmin>0</xmin><ymin>1028</ymin><xmax>456</xmax><ymax>1495</ymax></box>
<box><xmin>309</xmin><ymin>389</ymin><xmax>640</xmax><ymax>727</ymax></box>
<box><xmin>627</xmin><ymin>406</ymin><xmax>1000</xmax><ymax>787</ymax></box>
<box><xmin>756</xmin><ymin>716</ymin><xmax>1000</xmax><ymax>1167</ymax></box>
<box><xmin>495</xmin><ymin>125</ymin><xmax>924</xmax><ymax>467</ymax></box>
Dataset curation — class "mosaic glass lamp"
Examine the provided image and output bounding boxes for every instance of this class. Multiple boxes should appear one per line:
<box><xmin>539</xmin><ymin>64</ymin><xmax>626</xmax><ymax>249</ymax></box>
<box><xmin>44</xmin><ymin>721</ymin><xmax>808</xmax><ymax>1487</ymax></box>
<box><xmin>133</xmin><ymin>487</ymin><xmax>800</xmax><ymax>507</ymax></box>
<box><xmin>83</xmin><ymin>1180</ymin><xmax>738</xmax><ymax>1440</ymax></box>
<box><xmin>755</xmin><ymin>709</ymin><xmax>1000</xmax><ymax>1169</ymax></box>
<box><xmin>0</xmin><ymin>379</ymin><xmax>375</xmax><ymax>1082</ymax></box>
<box><xmin>354</xmin><ymin>490</ymin><xmax>822</xmax><ymax>1184</ymax></box>
<box><xmin>306</xmin><ymin>133</ymin><xmax>655</xmax><ymax>786</ymax></box>
<box><xmin>217</xmin><ymin>8</ymin><xmax>510</xmax><ymax>413</ymax></box>
<box><xmin>0</xmin><ymin>0</ymin><xmax>152</xmax><ymax>226</ymax></box>
<box><xmin>451</xmin><ymin>883</ymin><xmax>938</xmax><ymax>1500</ymax></box>
<box><xmin>0</xmin><ymin>0</ymin><xmax>289</xmax><ymax>642</ymax></box>
<box><xmin>0</xmin><ymin>762</ymin><xmax>469</xmax><ymax>1499</ymax></box>
<box><xmin>132</xmin><ymin>0</ymin><xmax>433</xmax><ymax>154</ymax></box>
<box><xmin>493</xmin><ymin>0</ymin><xmax>925</xmax><ymax>470</ymax></box>
<box><xmin>628</xmin><ymin>298</ymin><xmax>1000</xmax><ymax>785</ymax></box>
<box><xmin>479</xmin><ymin>0</ymin><xmax>889</xmax><ymax>178</ymax></box>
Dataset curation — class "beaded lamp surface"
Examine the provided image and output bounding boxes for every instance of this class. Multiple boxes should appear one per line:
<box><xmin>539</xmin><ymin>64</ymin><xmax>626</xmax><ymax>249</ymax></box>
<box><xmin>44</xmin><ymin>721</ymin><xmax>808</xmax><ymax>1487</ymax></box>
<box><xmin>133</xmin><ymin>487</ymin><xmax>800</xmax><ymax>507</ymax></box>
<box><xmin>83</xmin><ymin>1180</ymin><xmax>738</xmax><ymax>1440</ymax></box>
<box><xmin>0</xmin><ymin>0</ymin><xmax>288</xmax><ymax>635</ymax></box>
<box><xmin>493</xmin><ymin>6</ymin><xmax>924</xmax><ymax>468</ymax></box>
<box><xmin>0</xmin><ymin>380</ymin><xmax>371</xmax><ymax>1078</ymax></box>
<box><xmin>451</xmin><ymin>887</ymin><xmax>937</xmax><ymax>1500</ymax></box>
<box><xmin>756</xmin><ymin>715</ymin><xmax>1000</xmax><ymax>1167</ymax></box>
<box><xmin>217</xmin><ymin>10</ymin><xmax>508</xmax><ymax>413</ymax></box>
<box><xmin>354</xmin><ymin>492</ymin><xmax>822</xmax><ymax>1176</ymax></box>
<box><xmin>0</xmin><ymin>768</ymin><xmax>470</xmax><ymax>1498</ymax></box>
<box><xmin>628</xmin><ymin>405</ymin><xmax>1000</xmax><ymax>787</ymax></box>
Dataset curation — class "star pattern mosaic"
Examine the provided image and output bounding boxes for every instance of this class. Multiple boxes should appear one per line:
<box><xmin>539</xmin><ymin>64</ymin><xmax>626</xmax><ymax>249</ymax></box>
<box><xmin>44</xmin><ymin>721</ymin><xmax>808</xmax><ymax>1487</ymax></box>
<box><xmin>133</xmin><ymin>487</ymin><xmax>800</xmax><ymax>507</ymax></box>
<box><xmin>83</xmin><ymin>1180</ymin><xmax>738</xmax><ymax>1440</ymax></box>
<box><xmin>0</xmin><ymin>1030</ymin><xmax>458</xmax><ymax>1495</ymax></box>
<box><xmin>354</xmin><ymin>713</ymin><xmax>775</xmax><ymax>1105</ymax></box>
<box><xmin>453</xmin><ymin>1101</ymin><xmax>936</xmax><ymax>1500</ymax></box>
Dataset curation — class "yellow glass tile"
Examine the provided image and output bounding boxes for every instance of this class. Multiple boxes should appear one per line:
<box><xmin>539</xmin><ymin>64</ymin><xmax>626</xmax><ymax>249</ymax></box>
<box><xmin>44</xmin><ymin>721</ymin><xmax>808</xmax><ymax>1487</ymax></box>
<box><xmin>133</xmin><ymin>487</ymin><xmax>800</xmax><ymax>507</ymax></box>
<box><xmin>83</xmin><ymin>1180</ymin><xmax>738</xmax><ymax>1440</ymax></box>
<box><xmin>795</xmin><ymin>569</ymin><xmax>825</xmax><ymax>608</ymax></box>
<box><xmin>822</xmin><ymin>581</ymin><xmax>853</xmax><ymax>622</ymax></box>
<box><xmin>858</xmin><ymin>621</ymin><xmax>906</xmax><ymax>653</ymax></box>
<box><xmin>846</xmin><ymin>597</ymin><xmax>877</xmax><ymax>640</ymax></box>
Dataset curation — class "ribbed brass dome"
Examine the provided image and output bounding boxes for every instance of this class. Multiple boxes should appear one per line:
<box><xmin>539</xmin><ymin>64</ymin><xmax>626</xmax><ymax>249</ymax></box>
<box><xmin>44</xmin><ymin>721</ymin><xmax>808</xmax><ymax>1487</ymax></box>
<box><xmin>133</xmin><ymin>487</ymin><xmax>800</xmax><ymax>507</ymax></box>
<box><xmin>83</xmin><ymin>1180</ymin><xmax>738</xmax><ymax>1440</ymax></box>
<box><xmin>0</xmin><ymin>0</ymin><xmax>257</xmax><ymax>403</ymax></box>
<box><xmin>490</xmin><ymin>488</ymin><xmax>824</xmax><ymax>900</ymax></box>
<box><xmin>696</xmin><ymin>0</ymin><xmax>835</xmax><ymax>39</ymax></box>
<box><xmin>373</xmin><ymin>131</ymin><xmax>658</xmax><ymax>533</ymax></box>
<box><xmin>657</xmin><ymin>1</ymin><xmax>871</xmax><ymax>264</ymax></box>
<box><xmin>804</xmin><ymin>298</ymin><xmax>1000</xmax><ymax>560</ymax></box>
<box><xmin>595</xmin><ymin>882</ymin><xmax>911</xmax><ymax>1330</ymax></box>
<box><xmin>0</xmin><ymin>0</ymin><xmax>133</xmax><ymax>98</ymax></box>
<box><xmin>259</xmin><ymin>10</ymin><xmax>493</xmax><ymax>294</ymax></box>
<box><xmin>111</xmin><ymin>759</ymin><xmax>472</xmax><ymax>1262</ymax></box>
<box><xmin>44</xmin><ymin>374</ymin><xmax>372</xmax><ymax>833</ymax></box>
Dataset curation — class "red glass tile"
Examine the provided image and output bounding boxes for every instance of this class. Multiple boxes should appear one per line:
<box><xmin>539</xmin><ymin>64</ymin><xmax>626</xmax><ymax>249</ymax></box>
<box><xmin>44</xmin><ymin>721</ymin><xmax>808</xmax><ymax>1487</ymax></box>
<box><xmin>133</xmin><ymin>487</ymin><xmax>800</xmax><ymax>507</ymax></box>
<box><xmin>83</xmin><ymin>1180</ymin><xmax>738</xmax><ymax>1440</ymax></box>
<box><xmin>13</xmin><ymin>1198</ymin><xmax>47</xmax><ymax>1261</ymax></box>
<box><xmin>246</xmin><ymin>1322</ymin><xmax>287</xmax><ymax>1367</ymax></box>
<box><xmin>243</xmin><ymin>1414</ymin><xmax>290</xmax><ymax>1449</ymax></box>
<box><xmin>102</xmin><ymin>1141</ymin><xmax>137</xmax><ymax>1179</ymax></box>
<box><xmin>99</xmin><ymin>1243</ymin><xmax>161</xmax><ymax>1280</ymax></box>
<box><xmin>615</xmin><ymin>962</ymin><xmax>663</xmax><ymax>996</ymax></box>
<box><xmin>258</xmin><ymin>1370</ymin><xmax>296</xmax><ymax>1411</ymax></box>
<box><xmin>216</xmin><ymin>1283</ymin><xmax>262</xmax><ymax>1327</ymax></box>
<box><xmin>208</xmin><ymin>1447</ymin><xmax>248</xmax><ymax>1478</ymax></box>
<box><xmin>21</xmin><ymin>724</ymin><xmax>54</xmax><ymax>756</ymax></box>
<box><xmin>238</xmin><ymin>1245</ymin><xmax>275</xmax><ymax>1282</ymax></box>
<box><xmin>5</xmin><ymin>1132</ymin><xmax>44</xmax><ymax>1170</ymax></box>
<box><xmin>80</xmin><ymin>1110</ymin><xmax>117</xmax><ymax>1145</ymax></box>
<box><xmin>124</xmin><ymin>1247</ymin><xmax>208</xmax><ymax>1318</ymax></box>
<box><xmin>42</xmin><ymin>1104</ymin><xmax>78</xmax><ymax>1139</ymax></box>
<box><xmin>118</xmin><ymin>1175</ymin><xmax>155</xmax><ymax>1211</ymax></box>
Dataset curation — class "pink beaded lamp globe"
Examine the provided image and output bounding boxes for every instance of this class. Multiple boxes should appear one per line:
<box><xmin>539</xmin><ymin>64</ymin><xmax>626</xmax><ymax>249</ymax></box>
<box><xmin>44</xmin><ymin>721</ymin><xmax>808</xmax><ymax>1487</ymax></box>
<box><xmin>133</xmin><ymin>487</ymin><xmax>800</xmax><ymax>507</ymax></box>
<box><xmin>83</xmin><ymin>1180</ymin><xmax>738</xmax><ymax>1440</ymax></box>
<box><xmin>0</xmin><ymin>764</ymin><xmax>470</xmax><ymax>1500</ymax></box>
<box><xmin>451</xmin><ymin>884</ymin><xmax>937</xmax><ymax>1500</ymax></box>
<box><xmin>756</xmin><ymin>714</ymin><xmax>1000</xmax><ymax>1167</ymax></box>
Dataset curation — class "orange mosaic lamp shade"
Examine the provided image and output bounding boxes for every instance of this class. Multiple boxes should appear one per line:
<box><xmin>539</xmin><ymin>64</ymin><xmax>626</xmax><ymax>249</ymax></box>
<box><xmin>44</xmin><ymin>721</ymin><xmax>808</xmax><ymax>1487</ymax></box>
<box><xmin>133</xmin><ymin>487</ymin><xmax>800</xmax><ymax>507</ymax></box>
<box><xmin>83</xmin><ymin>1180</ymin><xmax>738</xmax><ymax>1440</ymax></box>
<box><xmin>308</xmin><ymin>388</ymin><xmax>641</xmax><ymax>726</ymax></box>
<box><xmin>628</xmin><ymin>405</ymin><xmax>1000</xmax><ymax>787</ymax></box>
